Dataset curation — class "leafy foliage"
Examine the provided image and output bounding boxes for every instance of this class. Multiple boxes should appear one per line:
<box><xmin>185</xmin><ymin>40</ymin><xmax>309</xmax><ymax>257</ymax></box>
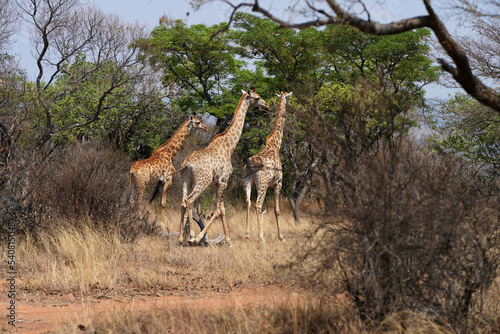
<box><xmin>430</xmin><ymin>92</ymin><xmax>500</xmax><ymax>177</ymax></box>
<box><xmin>39</xmin><ymin>55</ymin><xmax>178</xmax><ymax>158</ymax></box>
<box><xmin>145</xmin><ymin>20</ymin><xmax>244</xmax><ymax>120</ymax></box>
<box><xmin>232</xmin><ymin>12</ymin><xmax>330</xmax><ymax>94</ymax></box>
<box><xmin>0</xmin><ymin>53</ymin><xmax>29</xmax><ymax>181</ymax></box>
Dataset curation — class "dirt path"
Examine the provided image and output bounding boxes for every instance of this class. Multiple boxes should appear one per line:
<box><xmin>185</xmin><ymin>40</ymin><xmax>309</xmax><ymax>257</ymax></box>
<box><xmin>1</xmin><ymin>285</ymin><xmax>307</xmax><ymax>333</ymax></box>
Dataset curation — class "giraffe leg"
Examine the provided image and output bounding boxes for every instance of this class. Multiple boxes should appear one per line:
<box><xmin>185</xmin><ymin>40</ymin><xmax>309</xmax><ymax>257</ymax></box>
<box><xmin>244</xmin><ymin>176</ymin><xmax>252</xmax><ymax>239</ymax></box>
<box><xmin>186</xmin><ymin>195</ymin><xmax>197</xmax><ymax>241</ymax></box>
<box><xmin>179</xmin><ymin>201</ymin><xmax>187</xmax><ymax>243</ymax></box>
<box><xmin>160</xmin><ymin>177</ymin><xmax>172</xmax><ymax>232</ymax></box>
<box><xmin>135</xmin><ymin>182</ymin><xmax>146</xmax><ymax>213</ymax></box>
<box><xmin>255</xmin><ymin>186</ymin><xmax>267</xmax><ymax>243</ymax></box>
<box><xmin>179</xmin><ymin>170</ymin><xmax>191</xmax><ymax>244</ymax></box>
<box><xmin>193</xmin><ymin>181</ymin><xmax>231</xmax><ymax>246</ymax></box>
<box><xmin>274</xmin><ymin>182</ymin><xmax>284</xmax><ymax>242</ymax></box>
<box><xmin>217</xmin><ymin>182</ymin><xmax>231</xmax><ymax>247</ymax></box>
<box><xmin>184</xmin><ymin>181</ymin><xmax>209</xmax><ymax>243</ymax></box>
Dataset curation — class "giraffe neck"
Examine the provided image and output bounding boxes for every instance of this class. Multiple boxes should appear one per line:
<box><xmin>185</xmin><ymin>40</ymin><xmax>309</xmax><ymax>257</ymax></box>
<box><xmin>263</xmin><ymin>94</ymin><xmax>287</xmax><ymax>154</ymax></box>
<box><xmin>209</xmin><ymin>94</ymin><xmax>250</xmax><ymax>155</ymax></box>
<box><xmin>153</xmin><ymin>118</ymin><xmax>191</xmax><ymax>158</ymax></box>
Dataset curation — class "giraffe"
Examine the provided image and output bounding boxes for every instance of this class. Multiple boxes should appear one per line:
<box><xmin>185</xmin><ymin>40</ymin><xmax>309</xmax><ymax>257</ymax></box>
<box><xmin>129</xmin><ymin>114</ymin><xmax>208</xmax><ymax>229</ymax></box>
<box><xmin>244</xmin><ymin>91</ymin><xmax>292</xmax><ymax>243</ymax></box>
<box><xmin>178</xmin><ymin>89</ymin><xmax>269</xmax><ymax>246</ymax></box>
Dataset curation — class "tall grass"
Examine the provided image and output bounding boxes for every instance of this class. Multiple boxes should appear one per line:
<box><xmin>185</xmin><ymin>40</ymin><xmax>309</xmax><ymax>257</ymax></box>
<box><xmin>13</xmin><ymin>208</ymin><xmax>310</xmax><ymax>296</ymax></box>
<box><xmin>58</xmin><ymin>300</ymin><xmax>464</xmax><ymax>334</ymax></box>
<box><xmin>18</xmin><ymin>223</ymin><xmax>129</xmax><ymax>294</ymax></box>
<box><xmin>5</xmin><ymin>199</ymin><xmax>500</xmax><ymax>333</ymax></box>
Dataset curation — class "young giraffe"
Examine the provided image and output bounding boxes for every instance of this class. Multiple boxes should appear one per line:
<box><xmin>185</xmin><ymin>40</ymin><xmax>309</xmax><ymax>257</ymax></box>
<box><xmin>129</xmin><ymin>114</ymin><xmax>208</xmax><ymax>228</ymax></box>
<box><xmin>178</xmin><ymin>89</ymin><xmax>269</xmax><ymax>246</ymax></box>
<box><xmin>244</xmin><ymin>91</ymin><xmax>292</xmax><ymax>243</ymax></box>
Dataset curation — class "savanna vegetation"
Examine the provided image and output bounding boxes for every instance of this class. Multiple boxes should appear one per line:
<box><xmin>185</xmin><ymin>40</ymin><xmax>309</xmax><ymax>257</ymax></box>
<box><xmin>1</xmin><ymin>0</ymin><xmax>499</xmax><ymax>333</ymax></box>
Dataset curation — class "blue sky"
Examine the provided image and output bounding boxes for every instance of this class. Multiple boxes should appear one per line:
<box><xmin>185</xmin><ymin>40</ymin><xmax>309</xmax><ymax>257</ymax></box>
<box><xmin>12</xmin><ymin>0</ymin><xmax>461</xmax><ymax>100</ymax></box>
<box><xmin>96</xmin><ymin>0</ymin><xmax>433</xmax><ymax>30</ymax></box>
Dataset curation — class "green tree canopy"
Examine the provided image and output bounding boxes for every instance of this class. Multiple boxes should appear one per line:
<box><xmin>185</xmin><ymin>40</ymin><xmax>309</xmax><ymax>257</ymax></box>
<box><xmin>30</xmin><ymin>55</ymin><xmax>176</xmax><ymax>158</ymax></box>
<box><xmin>232</xmin><ymin>12</ymin><xmax>330</xmax><ymax>95</ymax></box>
<box><xmin>430</xmin><ymin>93</ymin><xmax>500</xmax><ymax>177</ymax></box>
<box><xmin>144</xmin><ymin>20</ymin><xmax>244</xmax><ymax>120</ymax></box>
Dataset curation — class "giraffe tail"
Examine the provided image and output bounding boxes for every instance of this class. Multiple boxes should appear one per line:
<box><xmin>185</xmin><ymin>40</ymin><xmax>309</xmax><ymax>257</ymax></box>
<box><xmin>149</xmin><ymin>180</ymin><xmax>163</xmax><ymax>204</ymax></box>
<box><xmin>243</xmin><ymin>157</ymin><xmax>252</xmax><ymax>179</ymax></box>
<box><xmin>149</xmin><ymin>166</ymin><xmax>182</xmax><ymax>204</ymax></box>
<box><xmin>244</xmin><ymin>157</ymin><xmax>263</xmax><ymax>179</ymax></box>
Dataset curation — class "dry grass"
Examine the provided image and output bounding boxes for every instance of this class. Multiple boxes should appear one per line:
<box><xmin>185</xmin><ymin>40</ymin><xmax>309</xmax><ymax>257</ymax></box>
<box><xmin>5</xmin><ymin>205</ymin><xmax>500</xmax><ymax>333</ymax></box>
<box><xmin>58</xmin><ymin>300</ymin><xmax>365</xmax><ymax>334</ymax></box>
<box><xmin>13</xmin><ymin>206</ymin><xmax>312</xmax><ymax>296</ymax></box>
<box><xmin>56</xmin><ymin>300</ymin><xmax>467</xmax><ymax>334</ymax></box>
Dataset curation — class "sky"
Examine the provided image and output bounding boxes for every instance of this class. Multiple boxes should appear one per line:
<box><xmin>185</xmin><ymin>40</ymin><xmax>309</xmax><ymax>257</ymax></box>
<box><xmin>12</xmin><ymin>0</ymin><xmax>462</xmax><ymax>100</ymax></box>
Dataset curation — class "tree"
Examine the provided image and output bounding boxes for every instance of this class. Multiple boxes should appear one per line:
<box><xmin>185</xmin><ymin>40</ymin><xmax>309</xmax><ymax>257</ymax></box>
<box><xmin>429</xmin><ymin>93</ymin><xmax>500</xmax><ymax>178</ymax></box>
<box><xmin>204</xmin><ymin>0</ymin><xmax>500</xmax><ymax>113</ymax></box>
<box><xmin>427</xmin><ymin>16</ymin><xmax>500</xmax><ymax>179</ymax></box>
<box><xmin>37</xmin><ymin>55</ymin><xmax>177</xmax><ymax>157</ymax></box>
<box><xmin>18</xmin><ymin>0</ymin><xmax>163</xmax><ymax>150</ymax></box>
<box><xmin>0</xmin><ymin>0</ymin><xmax>18</xmax><ymax>50</ymax></box>
<box><xmin>241</xmin><ymin>20</ymin><xmax>438</xmax><ymax>222</ymax></box>
<box><xmin>0</xmin><ymin>54</ymin><xmax>28</xmax><ymax>182</ymax></box>
<box><xmin>0</xmin><ymin>0</ymin><xmax>22</xmax><ymax>176</ymax></box>
<box><xmin>232</xmin><ymin>12</ymin><xmax>330</xmax><ymax>94</ymax></box>
<box><xmin>143</xmin><ymin>20</ymin><xmax>243</xmax><ymax>122</ymax></box>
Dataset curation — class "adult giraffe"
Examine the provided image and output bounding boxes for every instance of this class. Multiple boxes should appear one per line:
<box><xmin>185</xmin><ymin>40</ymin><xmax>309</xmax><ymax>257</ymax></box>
<box><xmin>244</xmin><ymin>91</ymin><xmax>292</xmax><ymax>242</ymax></box>
<box><xmin>129</xmin><ymin>114</ymin><xmax>207</xmax><ymax>228</ymax></box>
<box><xmin>178</xmin><ymin>89</ymin><xmax>269</xmax><ymax>246</ymax></box>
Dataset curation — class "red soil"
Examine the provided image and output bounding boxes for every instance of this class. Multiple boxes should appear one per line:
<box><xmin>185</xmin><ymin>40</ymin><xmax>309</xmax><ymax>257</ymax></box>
<box><xmin>1</xmin><ymin>284</ymin><xmax>307</xmax><ymax>333</ymax></box>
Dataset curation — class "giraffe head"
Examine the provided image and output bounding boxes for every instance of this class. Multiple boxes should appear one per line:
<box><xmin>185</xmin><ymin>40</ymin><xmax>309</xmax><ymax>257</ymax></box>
<box><xmin>241</xmin><ymin>88</ymin><xmax>269</xmax><ymax>110</ymax></box>
<box><xmin>188</xmin><ymin>114</ymin><xmax>208</xmax><ymax>132</ymax></box>
<box><xmin>276</xmin><ymin>91</ymin><xmax>293</xmax><ymax>107</ymax></box>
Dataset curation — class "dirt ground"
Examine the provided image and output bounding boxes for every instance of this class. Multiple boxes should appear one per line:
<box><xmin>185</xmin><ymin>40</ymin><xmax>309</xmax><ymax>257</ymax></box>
<box><xmin>1</xmin><ymin>282</ymin><xmax>309</xmax><ymax>333</ymax></box>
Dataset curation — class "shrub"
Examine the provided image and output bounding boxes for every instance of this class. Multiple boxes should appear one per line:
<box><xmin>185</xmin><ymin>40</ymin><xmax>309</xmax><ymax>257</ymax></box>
<box><xmin>302</xmin><ymin>137</ymin><xmax>500</xmax><ymax>331</ymax></box>
<box><xmin>0</xmin><ymin>147</ymin><xmax>41</xmax><ymax>240</ymax></box>
<box><xmin>0</xmin><ymin>142</ymin><xmax>165</xmax><ymax>240</ymax></box>
<box><xmin>30</xmin><ymin>142</ymin><xmax>132</xmax><ymax>225</ymax></box>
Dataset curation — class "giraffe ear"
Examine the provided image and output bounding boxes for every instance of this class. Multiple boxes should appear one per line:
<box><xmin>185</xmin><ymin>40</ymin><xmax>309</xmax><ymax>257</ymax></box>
<box><xmin>276</xmin><ymin>93</ymin><xmax>280</xmax><ymax>98</ymax></box>
<box><xmin>241</xmin><ymin>89</ymin><xmax>247</xmax><ymax>95</ymax></box>
<box><xmin>286</xmin><ymin>92</ymin><xmax>293</xmax><ymax>98</ymax></box>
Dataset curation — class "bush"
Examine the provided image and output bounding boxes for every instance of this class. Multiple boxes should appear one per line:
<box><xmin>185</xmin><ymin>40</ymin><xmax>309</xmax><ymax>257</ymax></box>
<box><xmin>29</xmin><ymin>142</ymin><xmax>132</xmax><ymax>225</ymax></box>
<box><xmin>0</xmin><ymin>142</ymin><xmax>163</xmax><ymax>241</ymax></box>
<box><xmin>0</xmin><ymin>147</ymin><xmax>41</xmax><ymax>240</ymax></box>
<box><xmin>303</xmin><ymin>137</ymin><xmax>500</xmax><ymax>331</ymax></box>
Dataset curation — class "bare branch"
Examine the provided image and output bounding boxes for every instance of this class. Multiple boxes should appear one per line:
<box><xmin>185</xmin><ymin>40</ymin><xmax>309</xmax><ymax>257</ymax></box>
<box><xmin>0</xmin><ymin>0</ymin><xmax>19</xmax><ymax>50</ymax></box>
<box><xmin>252</xmin><ymin>0</ymin><xmax>341</xmax><ymax>28</ymax></box>
<box><xmin>18</xmin><ymin>0</ymin><xmax>162</xmax><ymax>149</ymax></box>
<box><xmin>222</xmin><ymin>0</ymin><xmax>500</xmax><ymax>113</ymax></box>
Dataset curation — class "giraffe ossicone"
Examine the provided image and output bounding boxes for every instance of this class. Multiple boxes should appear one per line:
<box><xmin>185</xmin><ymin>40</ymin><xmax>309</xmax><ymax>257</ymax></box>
<box><xmin>177</xmin><ymin>89</ymin><xmax>269</xmax><ymax>246</ymax></box>
<box><xmin>244</xmin><ymin>91</ymin><xmax>292</xmax><ymax>242</ymax></box>
<box><xmin>128</xmin><ymin>114</ymin><xmax>208</xmax><ymax>231</ymax></box>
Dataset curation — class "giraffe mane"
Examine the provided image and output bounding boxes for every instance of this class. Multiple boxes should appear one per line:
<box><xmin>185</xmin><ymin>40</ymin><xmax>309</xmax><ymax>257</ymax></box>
<box><xmin>209</xmin><ymin>92</ymin><xmax>248</xmax><ymax>144</ymax></box>
<box><xmin>152</xmin><ymin>117</ymin><xmax>191</xmax><ymax>154</ymax></box>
